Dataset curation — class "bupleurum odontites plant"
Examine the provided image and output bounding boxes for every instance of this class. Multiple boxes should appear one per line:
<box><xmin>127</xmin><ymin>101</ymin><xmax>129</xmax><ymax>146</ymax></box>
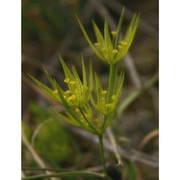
<box><xmin>28</xmin><ymin>9</ymin><xmax>140</xmax><ymax>179</ymax></box>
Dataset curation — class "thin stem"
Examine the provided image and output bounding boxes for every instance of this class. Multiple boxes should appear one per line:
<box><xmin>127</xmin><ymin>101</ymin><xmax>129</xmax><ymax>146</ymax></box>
<box><xmin>22</xmin><ymin>171</ymin><xmax>105</xmax><ymax>180</ymax></box>
<box><xmin>98</xmin><ymin>134</ymin><xmax>106</xmax><ymax>174</ymax></box>
<box><xmin>107</xmin><ymin>62</ymin><xmax>118</xmax><ymax>102</ymax></box>
<box><xmin>22</xmin><ymin>167</ymin><xmax>66</xmax><ymax>172</ymax></box>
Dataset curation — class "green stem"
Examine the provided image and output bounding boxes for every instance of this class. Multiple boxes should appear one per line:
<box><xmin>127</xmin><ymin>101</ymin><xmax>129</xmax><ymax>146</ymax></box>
<box><xmin>22</xmin><ymin>171</ymin><xmax>105</xmax><ymax>180</ymax></box>
<box><xmin>98</xmin><ymin>134</ymin><xmax>106</xmax><ymax>174</ymax></box>
<box><xmin>107</xmin><ymin>62</ymin><xmax>118</xmax><ymax>102</ymax></box>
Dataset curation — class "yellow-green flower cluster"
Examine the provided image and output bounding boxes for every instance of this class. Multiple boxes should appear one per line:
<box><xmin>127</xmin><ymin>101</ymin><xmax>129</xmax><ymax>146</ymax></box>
<box><xmin>59</xmin><ymin>59</ymin><xmax>90</xmax><ymax>107</ymax></box>
<box><xmin>77</xmin><ymin>10</ymin><xmax>140</xmax><ymax>64</ymax></box>
<box><xmin>91</xmin><ymin>72</ymin><xmax>124</xmax><ymax>131</ymax></box>
<box><xmin>95</xmin><ymin>89</ymin><xmax>116</xmax><ymax>115</ymax></box>
<box><xmin>29</xmin><ymin>53</ymin><xmax>124</xmax><ymax>135</ymax></box>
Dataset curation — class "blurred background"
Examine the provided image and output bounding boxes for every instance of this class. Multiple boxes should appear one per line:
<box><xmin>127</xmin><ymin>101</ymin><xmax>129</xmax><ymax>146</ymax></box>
<box><xmin>22</xmin><ymin>0</ymin><xmax>158</xmax><ymax>179</ymax></box>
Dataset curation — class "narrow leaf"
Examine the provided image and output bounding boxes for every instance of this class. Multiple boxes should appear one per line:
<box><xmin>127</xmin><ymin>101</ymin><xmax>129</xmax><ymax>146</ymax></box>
<box><xmin>115</xmin><ymin>13</ymin><xmax>140</xmax><ymax>61</ymax></box>
<box><xmin>92</xmin><ymin>20</ymin><xmax>104</xmax><ymax>44</ymax></box>
<box><xmin>104</xmin><ymin>19</ymin><xmax>113</xmax><ymax>60</ymax></box>
<box><xmin>76</xmin><ymin>15</ymin><xmax>104</xmax><ymax>60</ymax></box>
<box><xmin>89</xmin><ymin>59</ymin><xmax>94</xmax><ymax>93</ymax></box>
<box><xmin>51</xmin><ymin>109</ymin><xmax>80</xmax><ymax>126</ymax></box>
<box><xmin>81</xmin><ymin>54</ymin><xmax>87</xmax><ymax>86</ymax></box>
<box><xmin>28</xmin><ymin>74</ymin><xmax>60</xmax><ymax>102</ymax></box>
<box><xmin>58</xmin><ymin>53</ymin><xmax>73</xmax><ymax>80</ymax></box>
<box><xmin>43</xmin><ymin>68</ymin><xmax>56</xmax><ymax>89</ymax></box>
<box><xmin>114</xmin><ymin>8</ymin><xmax>125</xmax><ymax>48</ymax></box>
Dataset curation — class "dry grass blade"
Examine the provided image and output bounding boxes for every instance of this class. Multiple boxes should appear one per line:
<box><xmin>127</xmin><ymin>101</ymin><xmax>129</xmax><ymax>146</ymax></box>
<box><xmin>106</xmin><ymin>127</ymin><xmax>122</xmax><ymax>166</ymax></box>
<box><xmin>139</xmin><ymin>129</ymin><xmax>159</xmax><ymax>150</ymax></box>
<box><xmin>22</xmin><ymin>131</ymin><xmax>61</xmax><ymax>180</ymax></box>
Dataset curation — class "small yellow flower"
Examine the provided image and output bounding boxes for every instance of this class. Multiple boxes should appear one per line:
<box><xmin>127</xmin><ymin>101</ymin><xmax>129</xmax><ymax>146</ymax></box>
<box><xmin>119</xmin><ymin>40</ymin><xmax>127</xmax><ymax>46</ymax></box>
<box><xmin>111</xmin><ymin>95</ymin><xmax>116</xmax><ymax>100</ymax></box>
<box><xmin>101</xmin><ymin>90</ymin><xmax>107</xmax><ymax>95</ymax></box>
<box><xmin>53</xmin><ymin>89</ymin><xmax>58</xmax><ymax>95</ymax></box>
<box><xmin>112</xmin><ymin>49</ymin><xmax>118</xmax><ymax>55</ymax></box>
<box><xmin>94</xmin><ymin>42</ymin><xmax>101</xmax><ymax>46</ymax></box>
<box><xmin>64</xmin><ymin>90</ymin><xmax>71</xmax><ymax>95</ymax></box>
<box><xmin>111</xmin><ymin>31</ymin><xmax>117</xmax><ymax>36</ymax></box>
<box><xmin>64</xmin><ymin>78</ymin><xmax>70</xmax><ymax>83</ymax></box>
<box><xmin>75</xmin><ymin>108</ymin><xmax>80</xmax><ymax>113</ymax></box>
<box><xmin>67</xmin><ymin>94</ymin><xmax>76</xmax><ymax>102</ymax></box>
